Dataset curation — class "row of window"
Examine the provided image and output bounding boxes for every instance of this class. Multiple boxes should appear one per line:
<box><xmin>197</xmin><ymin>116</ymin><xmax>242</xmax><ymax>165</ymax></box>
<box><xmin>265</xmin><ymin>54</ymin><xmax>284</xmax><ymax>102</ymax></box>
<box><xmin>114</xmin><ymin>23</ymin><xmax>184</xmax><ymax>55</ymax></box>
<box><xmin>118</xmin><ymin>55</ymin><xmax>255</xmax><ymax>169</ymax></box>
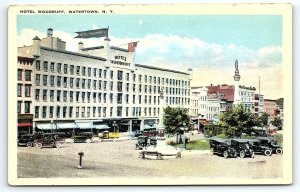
<box><xmin>17</xmin><ymin>69</ymin><xmax>32</xmax><ymax>81</ymax></box>
<box><xmin>33</xmin><ymin>89</ymin><xmax>190</xmax><ymax>105</ymax></box>
<box><xmin>35</xmin><ymin>61</ymin><xmax>190</xmax><ymax>87</ymax></box>
<box><xmin>17</xmin><ymin>101</ymin><xmax>31</xmax><ymax>114</ymax></box>
<box><xmin>33</xmin><ymin>105</ymin><xmax>161</xmax><ymax>119</ymax></box>
<box><xmin>17</xmin><ymin>84</ymin><xmax>31</xmax><ymax>97</ymax></box>
<box><xmin>34</xmin><ymin>74</ymin><xmax>190</xmax><ymax>96</ymax></box>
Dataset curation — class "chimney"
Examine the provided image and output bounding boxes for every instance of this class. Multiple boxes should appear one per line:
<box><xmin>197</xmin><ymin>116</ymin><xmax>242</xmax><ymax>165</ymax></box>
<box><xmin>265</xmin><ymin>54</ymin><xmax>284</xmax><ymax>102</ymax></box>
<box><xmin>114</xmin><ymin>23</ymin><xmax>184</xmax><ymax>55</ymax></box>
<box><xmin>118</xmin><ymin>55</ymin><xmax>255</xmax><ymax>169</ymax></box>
<box><xmin>104</xmin><ymin>37</ymin><xmax>111</xmax><ymax>68</ymax></box>
<box><xmin>47</xmin><ymin>28</ymin><xmax>53</xmax><ymax>38</ymax></box>
<box><xmin>32</xmin><ymin>36</ymin><xmax>41</xmax><ymax>57</ymax></box>
<box><xmin>78</xmin><ymin>42</ymin><xmax>84</xmax><ymax>52</ymax></box>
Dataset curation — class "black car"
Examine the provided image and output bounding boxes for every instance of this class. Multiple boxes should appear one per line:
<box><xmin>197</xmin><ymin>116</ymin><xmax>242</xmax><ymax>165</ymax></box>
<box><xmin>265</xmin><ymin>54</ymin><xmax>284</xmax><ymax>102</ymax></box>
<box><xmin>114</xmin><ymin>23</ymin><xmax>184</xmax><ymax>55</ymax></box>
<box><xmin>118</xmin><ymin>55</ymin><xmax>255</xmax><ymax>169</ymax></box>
<box><xmin>135</xmin><ymin>136</ymin><xmax>148</xmax><ymax>150</ymax></box>
<box><xmin>18</xmin><ymin>134</ymin><xmax>37</xmax><ymax>147</ymax></box>
<box><xmin>230</xmin><ymin>139</ymin><xmax>255</xmax><ymax>158</ymax></box>
<box><xmin>34</xmin><ymin>132</ymin><xmax>65</xmax><ymax>149</ymax></box>
<box><xmin>209</xmin><ymin>138</ymin><xmax>237</xmax><ymax>159</ymax></box>
<box><xmin>149</xmin><ymin>136</ymin><xmax>157</xmax><ymax>147</ymax></box>
<box><xmin>71</xmin><ymin>132</ymin><xmax>94</xmax><ymax>143</ymax></box>
<box><xmin>247</xmin><ymin>139</ymin><xmax>273</xmax><ymax>156</ymax></box>
<box><xmin>256</xmin><ymin>137</ymin><xmax>283</xmax><ymax>155</ymax></box>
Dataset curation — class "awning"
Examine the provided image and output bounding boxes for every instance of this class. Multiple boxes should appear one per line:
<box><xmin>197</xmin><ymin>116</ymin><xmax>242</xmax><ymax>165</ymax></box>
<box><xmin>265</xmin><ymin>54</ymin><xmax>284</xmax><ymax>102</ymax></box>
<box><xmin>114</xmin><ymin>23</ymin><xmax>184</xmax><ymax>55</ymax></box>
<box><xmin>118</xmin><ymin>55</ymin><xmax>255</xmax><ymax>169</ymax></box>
<box><xmin>18</xmin><ymin>123</ymin><xmax>32</xmax><ymax>127</ymax></box>
<box><xmin>94</xmin><ymin>124</ymin><xmax>110</xmax><ymax>130</ymax></box>
<box><xmin>143</xmin><ymin>124</ymin><xmax>157</xmax><ymax>130</ymax></box>
<box><xmin>56</xmin><ymin>123</ymin><xmax>78</xmax><ymax>129</ymax></box>
<box><xmin>36</xmin><ymin>123</ymin><xmax>55</xmax><ymax>130</ymax></box>
<box><xmin>75</xmin><ymin>122</ymin><xmax>94</xmax><ymax>129</ymax></box>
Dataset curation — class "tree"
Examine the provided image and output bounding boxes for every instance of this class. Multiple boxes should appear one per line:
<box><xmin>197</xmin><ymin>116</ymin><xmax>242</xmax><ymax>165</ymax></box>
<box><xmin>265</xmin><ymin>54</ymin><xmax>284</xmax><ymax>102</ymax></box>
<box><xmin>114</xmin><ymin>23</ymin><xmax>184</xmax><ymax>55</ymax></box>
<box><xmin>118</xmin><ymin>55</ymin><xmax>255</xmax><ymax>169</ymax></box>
<box><xmin>258</xmin><ymin>112</ymin><xmax>269</xmax><ymax>127</ymax></box>
<box><xmin>270</xmin><ymin>117</ymin><xmax>283</xmax><ymax>130</ymax></box>
<box><xmin>163</xmin><ymin>106</ymin><xmax>190</xmax><ymax>134</ymax></box>
<box><xmin>219</xmin><ymin>104</ymin><xmax>257</xmax><ymax>137</ymax></box>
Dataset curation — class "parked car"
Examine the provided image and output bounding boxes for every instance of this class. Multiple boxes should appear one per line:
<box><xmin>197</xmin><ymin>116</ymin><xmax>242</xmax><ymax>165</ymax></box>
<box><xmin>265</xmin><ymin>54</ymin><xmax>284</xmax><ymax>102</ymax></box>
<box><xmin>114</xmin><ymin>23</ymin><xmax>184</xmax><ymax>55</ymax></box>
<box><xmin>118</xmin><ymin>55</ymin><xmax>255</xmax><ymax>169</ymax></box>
<box><xmin>230</xmin><ymin>139</ymin><xmax>255</xmax><ymax>158</ymax></box>
<box><xmin>135</xmin><ymin>136</ymin><xmax>148</xmax><ymax>150</ymax></box>
<box><xmin>209</xmin><ymin>138</ymin><xmax>237</xmax><ymax>159</ymax></box>
<box><xmin>134</xmin><ymin>130</ymin><xmax>143</xmax><ymax>138</ymax></box>
<box><xmin>18</xmin><ymin>134</ymin><xmax>37</xmax><ymax>147</ymax></box>
<box><xmin>149</xmin><ymin>136</ymin><xmax>157</xmax><ymax>147</ymax></box>
<box><xmin>34</xmin><ymin>132</ymin><xmax>65</xmax><ymax>149</ymax></box>
<box><xmin>256</xmin><ymin>137</ymin><xmax>283</xmax><ymax>155</ymax></box>
<box><xmin>247</xmin><ymin>139</ymin><xmax>273</xmax><ymax>156</ymax></box>
<box><xmin>71</xmin><ymin>132</ymin><xmax>94</xmax><ymax>143</ymax></box>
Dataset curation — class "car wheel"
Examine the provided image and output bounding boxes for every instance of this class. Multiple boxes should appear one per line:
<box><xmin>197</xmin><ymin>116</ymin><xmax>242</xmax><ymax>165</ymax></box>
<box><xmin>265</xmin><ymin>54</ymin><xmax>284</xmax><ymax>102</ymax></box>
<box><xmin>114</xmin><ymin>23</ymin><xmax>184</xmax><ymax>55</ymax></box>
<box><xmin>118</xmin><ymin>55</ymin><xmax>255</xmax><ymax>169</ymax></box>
<box><xmin>240</xmin><ymin>151</ymin><xmax>245</xmax><ymax>158</ymax></box>
<box><xmin>223</xmin><ymin>151</ymin><xmax>229</xmax><ymax>159</ymax></box>
<box><xmin>86</xmin><ymin>139</ymin><xmax>91</xmax><ymax>143</ymax></box>
<box><xmin>276</xmin><ymin>148</ymin><xmax>283</xmax><ymax>155</ymax></box>
<box><xmin>55</xmin><ymin>141</ymin><xmax>62</xmax><ymax>148</ymax></box>
<box><xmin>36</xmin><ymin>143</ymin><xmax>42</xmax><ymax>149</ymax></box>
<box><xmin>26</xmin><ymin>142</ymin><xmax>32</xmax><ymax>148</ymax></box>
<box><xmin>264</xmin><ymin>149</ymin><xmax>272</xmax><ymax>156</ymax></box>
<box><xmin>233</xmin><ymin>151</ymin><xmax>238</xmax><ymax>158</ymax></box>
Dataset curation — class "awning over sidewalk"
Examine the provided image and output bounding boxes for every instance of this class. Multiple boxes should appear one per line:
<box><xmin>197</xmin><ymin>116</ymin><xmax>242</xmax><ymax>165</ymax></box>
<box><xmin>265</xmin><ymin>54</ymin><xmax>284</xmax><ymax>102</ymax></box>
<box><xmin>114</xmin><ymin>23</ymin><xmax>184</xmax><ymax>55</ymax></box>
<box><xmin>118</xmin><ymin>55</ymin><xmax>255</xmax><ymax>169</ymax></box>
<box><xmin>18</xmin><ymin>123</ymin><xmax>32</xmax><ymax>127</ymax></box>
<box><xmin>36</xmin><ymin>123</ymin><xmax>55</xmax><ymax>130</ymax></box>
<box><xmin>75</xmin><ymin>122</ymin><xmax>94</xmax><ymax>129</ymax></box>
<box><xmin>94</xmin><ymin>124</ymin><xmax>110</xmax><ymax>130</ymax></box>
<box><xmin>143</xmin><ymin>124</ymin><xmax>157</xmax><ymax>130</ymax></box>
<box><xmin>56</xmin><ymin>123</ymin><xmax>78</xmax><ymax>129</ymax></box>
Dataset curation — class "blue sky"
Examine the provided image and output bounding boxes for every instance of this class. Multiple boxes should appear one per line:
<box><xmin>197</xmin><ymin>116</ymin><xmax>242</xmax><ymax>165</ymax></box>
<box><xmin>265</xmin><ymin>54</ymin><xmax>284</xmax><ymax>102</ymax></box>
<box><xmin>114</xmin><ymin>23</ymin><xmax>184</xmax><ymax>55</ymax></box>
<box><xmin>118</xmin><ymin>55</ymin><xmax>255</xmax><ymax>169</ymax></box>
<box><xmin>17</xmin><ymin>14</ymin><xmax>283</xmax><ymax>99</ymax></box>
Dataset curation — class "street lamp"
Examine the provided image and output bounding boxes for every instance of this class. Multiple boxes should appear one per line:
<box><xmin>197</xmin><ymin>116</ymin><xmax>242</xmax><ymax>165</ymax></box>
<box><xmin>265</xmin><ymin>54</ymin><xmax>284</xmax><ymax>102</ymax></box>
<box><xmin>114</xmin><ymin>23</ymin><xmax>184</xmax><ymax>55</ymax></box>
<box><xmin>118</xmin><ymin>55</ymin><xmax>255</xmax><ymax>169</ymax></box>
<box><xmin>113</xmin><ymin>121</ymin><xmax>117</xmax><ymax>133</ymax></box>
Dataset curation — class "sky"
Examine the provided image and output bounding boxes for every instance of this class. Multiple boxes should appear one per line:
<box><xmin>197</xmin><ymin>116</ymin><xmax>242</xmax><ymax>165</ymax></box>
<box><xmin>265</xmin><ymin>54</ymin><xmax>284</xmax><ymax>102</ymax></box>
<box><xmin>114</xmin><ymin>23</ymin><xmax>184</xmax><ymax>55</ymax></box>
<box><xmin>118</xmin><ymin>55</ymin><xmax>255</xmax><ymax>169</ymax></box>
<box><xmin>17</xmin><ymin>15</ymin><xmax>283</xmax><ymax>99</ymax></box>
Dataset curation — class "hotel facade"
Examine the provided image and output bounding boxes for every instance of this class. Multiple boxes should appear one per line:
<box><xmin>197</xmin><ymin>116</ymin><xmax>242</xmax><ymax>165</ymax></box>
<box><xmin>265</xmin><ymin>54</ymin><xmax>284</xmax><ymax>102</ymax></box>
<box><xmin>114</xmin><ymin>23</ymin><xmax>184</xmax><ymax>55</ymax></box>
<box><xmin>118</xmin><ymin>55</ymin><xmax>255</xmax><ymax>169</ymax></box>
<box><xmin>17</xmin><ymin>28</ymin><xmax>192</xmax><ymax>134</ymax></box>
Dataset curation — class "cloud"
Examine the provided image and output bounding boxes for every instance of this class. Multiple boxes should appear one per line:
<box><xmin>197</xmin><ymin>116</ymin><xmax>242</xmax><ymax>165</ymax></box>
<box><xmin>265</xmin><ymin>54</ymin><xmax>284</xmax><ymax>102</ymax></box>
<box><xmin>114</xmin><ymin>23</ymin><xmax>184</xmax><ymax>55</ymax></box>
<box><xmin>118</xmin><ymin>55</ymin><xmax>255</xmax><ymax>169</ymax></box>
<box><xmin>17</xmin><ymin>28</ymin><xmax>283</xmax><ymax>99</ymax></box>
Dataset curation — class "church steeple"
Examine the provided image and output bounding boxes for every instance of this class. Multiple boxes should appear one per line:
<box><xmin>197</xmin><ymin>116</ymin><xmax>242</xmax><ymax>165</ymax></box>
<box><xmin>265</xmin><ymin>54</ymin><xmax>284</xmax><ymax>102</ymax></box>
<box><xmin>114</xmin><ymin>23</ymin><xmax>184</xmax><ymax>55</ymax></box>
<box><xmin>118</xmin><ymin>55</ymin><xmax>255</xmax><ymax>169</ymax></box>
<box><xmin>233</xmin><ymin>59</ymin><xmax>241</xmax><ymax>81</ymax></box>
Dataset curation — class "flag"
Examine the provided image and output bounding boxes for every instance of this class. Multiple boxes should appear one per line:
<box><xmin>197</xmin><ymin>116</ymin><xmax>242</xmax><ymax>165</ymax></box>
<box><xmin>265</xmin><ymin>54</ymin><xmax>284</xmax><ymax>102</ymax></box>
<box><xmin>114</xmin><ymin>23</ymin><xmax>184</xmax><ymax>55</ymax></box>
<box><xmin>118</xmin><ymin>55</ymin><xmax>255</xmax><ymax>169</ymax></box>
<box><xmin>128</xmin><ymin>41</ymin><xmax>138</xmax><ymax>52</ymax></box>
<box><xmin>75</xmin><ymin>28</ymin><xmax>108</xmax><ymax>39</ymax></box>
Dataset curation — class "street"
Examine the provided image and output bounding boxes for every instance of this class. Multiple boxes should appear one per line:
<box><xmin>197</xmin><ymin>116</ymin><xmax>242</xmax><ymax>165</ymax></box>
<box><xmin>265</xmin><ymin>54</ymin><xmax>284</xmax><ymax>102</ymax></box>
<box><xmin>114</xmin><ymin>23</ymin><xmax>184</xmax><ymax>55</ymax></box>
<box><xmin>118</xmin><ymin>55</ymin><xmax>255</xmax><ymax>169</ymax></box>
<box><xmin>17</xmin><ymin>139</ymin><xmax>282</xmax><ymax>179</ymax></box>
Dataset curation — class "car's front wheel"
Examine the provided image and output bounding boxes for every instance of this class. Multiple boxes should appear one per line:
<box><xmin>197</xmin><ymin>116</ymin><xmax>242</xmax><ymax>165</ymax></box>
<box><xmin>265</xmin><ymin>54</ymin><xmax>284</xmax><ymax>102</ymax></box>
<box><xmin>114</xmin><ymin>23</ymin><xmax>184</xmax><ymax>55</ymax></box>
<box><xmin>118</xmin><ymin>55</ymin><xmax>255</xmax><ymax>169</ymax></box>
<box><xmin>276</xmin><ymin>148</ymin><xmax>283</xmax><ymax>155</ymax></box>
<box><xmin>55</xmin><ymin>141</ymin><xmax>62</xmax><ymax>148</ymax></box>
<box><xmin>264</xmin><ymin>149</ymin><xmax>272</xmax><ymax>156</ymax></box>
<box><xmin>223</xmin><ymin>150</ymin><xmax>229</xmax><ymax>159</ymax></box>
<box><xmin>26</xmin><ymin>142</ymin><xmax>32</xmax><ymax>148</ymax></box>
<box><xmin>240</xmin><ymin>151</ymin><xmax>246</xmax><ymax>158</ymax></box>
<box><xmin>35</xmin><ymin>143</ymin><xmax>42</xmax><ymax>149</ymax></box>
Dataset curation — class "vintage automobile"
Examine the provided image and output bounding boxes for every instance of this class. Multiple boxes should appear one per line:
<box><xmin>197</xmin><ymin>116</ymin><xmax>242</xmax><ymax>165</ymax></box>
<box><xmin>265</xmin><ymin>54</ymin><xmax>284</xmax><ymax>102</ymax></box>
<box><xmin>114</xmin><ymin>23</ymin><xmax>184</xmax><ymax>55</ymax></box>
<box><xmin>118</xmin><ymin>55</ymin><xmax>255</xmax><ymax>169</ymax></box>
<box><xmin>133</xmin><ymin>130</ymin><xmax>143</xmax><ymax>138</ymax></box>
<box><xmin>256</xmin><ymin>137</ymin><xmax>283</xmax><ymax>155</ymax></box>
<box><xmin>230</xmin><ymin>139</ymin><xmax>255</xmax><ymax>158</ymax></box>
<box><xmin>135</xmin><ymin>136</ymin><xmax>149</xmax><ymax>150</ymax></box>
<box><xmin>18</xmin><ymin>134</ymin><xmax>37</xmax><ymax>147</ymax></box>
<box><xmin>149</xmin><ymin>136</ymin><xmax>157</xmax><ymax>147</ymax></box>
<box><xmin>247</xmin><ymin>139</ymin><xmax>273</xmax><ymax>156</ymax></box>
<box><xmin>34</xmin><ymin>132</ymin><xmax>65</xmax><ymax>149</ymax></box>
<box><xmin>209</xmin><ymin>138</ymin><xmax>237</xmax><ymax>159</ymax></box>
<box><xmin>71</xmin><ymin>132</ymin><xmax>94</xmax><ymax>143</ymax></box>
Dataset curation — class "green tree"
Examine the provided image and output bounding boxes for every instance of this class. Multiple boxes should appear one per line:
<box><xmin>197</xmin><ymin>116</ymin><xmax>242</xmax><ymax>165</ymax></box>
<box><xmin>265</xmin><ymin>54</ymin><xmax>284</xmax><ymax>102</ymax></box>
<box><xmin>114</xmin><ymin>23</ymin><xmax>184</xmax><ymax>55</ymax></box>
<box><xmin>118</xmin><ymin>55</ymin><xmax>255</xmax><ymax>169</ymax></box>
<box><xmin>163</xmin><ymin>106</ymin><xmax>190</xmax><ymax>134</ymax></box>
<box><xmin>219</xmin><ymin>104</ymin><xmax>258</xmax><ymax>137</ymax></box>
<box><xmin>258</xmin><ymin>112</ymin><xmax>269</xmax><ymax>127</ymax></box>
<box><xmin>270</xmin><ymin>117</ymin><xmax>283</xmax><ymax>130</ymax></box>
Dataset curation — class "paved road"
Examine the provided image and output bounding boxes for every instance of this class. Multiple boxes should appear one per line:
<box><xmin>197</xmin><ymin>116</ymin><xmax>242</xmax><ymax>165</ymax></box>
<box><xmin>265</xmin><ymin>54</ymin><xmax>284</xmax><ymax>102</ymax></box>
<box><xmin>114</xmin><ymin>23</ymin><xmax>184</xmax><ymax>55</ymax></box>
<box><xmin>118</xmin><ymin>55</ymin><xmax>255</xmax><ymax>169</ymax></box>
<box><xmin>17</xmin><ymin>140</ymin><xmax>282</xmax><ymax>179</ymax></box>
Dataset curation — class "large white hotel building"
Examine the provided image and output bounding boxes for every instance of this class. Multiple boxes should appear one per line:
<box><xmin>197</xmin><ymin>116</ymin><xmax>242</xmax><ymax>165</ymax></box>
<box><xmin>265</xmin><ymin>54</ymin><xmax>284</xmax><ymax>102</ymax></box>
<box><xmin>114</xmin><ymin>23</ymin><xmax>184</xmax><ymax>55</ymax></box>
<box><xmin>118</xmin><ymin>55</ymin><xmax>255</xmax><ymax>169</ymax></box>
<box><xmin>17</xmin><ymin>28</ymin><xmax>192</xmax><ymax>134</ymax></box>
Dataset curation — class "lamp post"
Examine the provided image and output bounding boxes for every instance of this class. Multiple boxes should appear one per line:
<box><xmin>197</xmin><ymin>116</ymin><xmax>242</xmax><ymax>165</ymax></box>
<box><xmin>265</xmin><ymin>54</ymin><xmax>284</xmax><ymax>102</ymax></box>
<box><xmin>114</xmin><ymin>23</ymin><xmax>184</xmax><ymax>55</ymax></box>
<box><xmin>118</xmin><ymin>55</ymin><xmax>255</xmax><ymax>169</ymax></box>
<box><xmin>113</xmin><ymin>121</ymin><xmax>117</xmax><ymax>133</ymax></box>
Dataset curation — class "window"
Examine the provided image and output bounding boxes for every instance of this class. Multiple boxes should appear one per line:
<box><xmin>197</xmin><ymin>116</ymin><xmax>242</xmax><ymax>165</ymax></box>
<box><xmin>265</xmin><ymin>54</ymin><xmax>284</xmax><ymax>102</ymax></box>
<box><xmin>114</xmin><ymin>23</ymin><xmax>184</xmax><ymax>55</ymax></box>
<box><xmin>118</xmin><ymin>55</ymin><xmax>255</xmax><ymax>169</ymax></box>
<box><xmin>139</xmin><ymin>85</ymin><xmax>142</xmax><ymax>92</ymax></box>
<box><xmin>57</xmin><ymin>76</ymin><xmax>61</xmax><ymax>87</ymax></box>
<box><xmin>110</xmin><ymin>107</ymin><xmax>113</xmax><ymax>116</ymax></box>
<box><xmin>117</xmin><ymin>107</ymin><xmax>122</xmax><ymax>117</ymax></box>
<box><xmin>126</xmin><ymin>73</ymin><xmax>129</xmax><ymax>81</ymax></box>
<box><xmin>70</xmin><ymin>91</ymin><xmax>74</xmax><ymax>102</ymax></box>
<box><xmin>63</xmin><ymin>107</ymin><xmax>67</xmax><ymax>118</ymax></box>
<box><xmin>36</xmin><ymin>60</ymin><xmax>40</xmax><ymax>70</ymax></box>
<box><xmin>17</xmin><ymin>101</ymin><xmax>22</xmax><ymax>114</ymax></box>
<box><xmin>144</xmin><ymin>75</ymin><xmax>147</xmax><ymax>83</ymax></box>
<box><xmin>98</xmin><ymin>93</ymin><xmax>102</xmax><ymax>103</ymax></box>
<box><xmin>70</xmin><ymin>78</ymin><xmax>74</xmax><ymax>88</ymax></box>
<box><xmin>93</xmin><ymin>68</ymin><xmax>97</xmax><ymax>77</ymax></box>
<box><xmin>139</xmin><ymin>95</ymin><xmax>142</xmax><ymax>104</ymax></box>
<box><xmin>70</xmin><ymin>65</ymin><xmax>74</xmax><ymax>75</ymax></box>
<box><xmin>50</xmin><ymin>76</ymin><xmax>55</xmax><ymax>86</ymax></box>
<box><xmin>144</xmin><ymin>85</ymin><xmax>147</xmax><ymax>93</ymax></box>
<box><xmin>43</xmin><ymin>89</ymin><xmax>47</xmax><ymax>101</ymax></box>
<box><xmin>64</xmin><ymin>64</ymin><xmax>68</xmax><ymax>74</ymax></box>
<box><xmin>50</xmin><ymin>62</ymin><xmax>55</xmax><ymax>72</ymax></box>
<box><xmin>25</xmin><ymin>85</ymin><xmax>31</xmax><ymax>97</ymax></box>
<box><xmin>98</xmin><ymin>107</ymin><xmax>101</xmax><ymax>117</ymax></box>
<box><xmin>87</xmin><ymin>107</ymin><xmax>90</xmax><ymax>117</ymax></box>
<box><xmin>103</xmin><ymin>93</ymin><xmax>107</xmax><ymax>103</ymax></box>
<box><xmin>82</xmin><ymin>92</ymin><xmax>85</xmax><ymax>102</ymax></box>
<box><xmin>93</xmin><ymin>107</ymin><xmax>96</xmax><ymax>117</ymax></box>
<box><xmin>76</xmin><ymin>66</ymin><xmax>80</xmax><ymax>75</ymax></box>
<box><xmin>93</xmin><ymin>80</ymin><xmax>97</xmax><ymax>90</ymax></box>
<box><xmin>50</xmin><ymin>90</ymin><xmax>54</xmax><ymax>101</ymax></box>
<box><xmin>117</xmin><ymin>82</ymin><xmax>122</xmax><ymax>92</ymax></box>
<box><xmin>144</xmin><ymin>96</ymin><xmax>147</xmax><ymax>104</ymax></box>
<box><xmin>110</xmin><ymin>81</ymin><xmax>113</xmax><ymax>91</ymax></box>
<box><xmin>103</xmin><ymin>81</ymin><xmax>107</xmax><ymax>90</ymax></box>
<box><xmin>149</xmin><ymin>76</ymin><xmax>152</xmax><ymax>83</ymax></box>
<box><xmin>82</xmin><ymin>67</ymin><xmax>86</xmax><ymax>76</ymax></box>
<box><xmin>126</xmin><ymin>94</ymin><xmax>129</xmax><ymax>104</ymax></box>
<box><xmin>76</xmin><ymin>78</ymin><xmax>80</xmax><ymax>88</ymax></box>
<box><xmin>24</xmin><ymin>71</ymin><xmax>30</xmax><ymax>81</ymax></box>
<box><xmin>43</xmin><ymin>75</ymin><xmax>47</xmax><ymax>86</ymax></box>
<box><xmin>76</xmin><ymin>92</ymin><xmax>80</xmax><ymax>102</ymax></box>
<box><xmin>133</xmin><ymin>74</ymin><xmax>136</xmax><ymax>82</ymax></box>
<box><xmin>103</xmin><ymin>107</ymin><xmax>107</xmax><ymax>117</ymax></box>
<box><xmin>87</xmin><ymin>79</ymin><xmax>91</xmax><ymax>89</ymax></box>
<box><xmin>110</xmin><ymin>71</ymin><xmax>113</xmax><ymax>79</ymax></box>
<box><xmin>110</xmin><ymin>93</ymin><xmax>113</xmax><ymax>103</ymax></box>
<box><xmin>133</xmin><ymin>95</ymin><xmax>136</xmax><ymax>104</ymax></box>
<box><xmin>69</xmin><ymin>107</ymin><xmax>73</xmax><ymax>118</ymax></box>
<box><xmin>35</xmin><ymin>74</ymin><xmax>40</xmax><ymax>86</ymax></box>
<box><xmin>62</xmin><ymin>77</ymin><xmax>68</xmax><ymax>87</ymax></box>
<box><xmin>87</xmin><ymin>92</ymin><xmax>91</xmax><ymax>102</ymax></box>
<box><xmin>57</xmin><ymin>63</ymin><xmax>62</xmax><ymax>73</ymax></box>
<box><xmin>133</xmin><ymin>84</ymin><xmax>136</xmax><ymax>92</ymax></box>
<box><xmin>57</xmin><ymin>90</ymin><xmax>61</xmax><ymax>102</ymax></box>
<box><xmin>98</xmin><ymin>69</ymin><xmax>102</xmax><ymax>78</ymax></box>
<box><xmin>93</xmin><ymin>92</ymin><xmax>96</xmax><ymax>103</ymax></box>
<box><xmin>126</xmin><ymin>83</ymin><xmax>129</xmax><ymax>92</ymax></box>
<box><xmin>88</xmin><ymin>67</ymin><xmax>91</xmax><ymax>77</ymax></box>
<box><xmin>42</xmin><ymin>106</ymin><xmax>47</xmax><ymax>118</ymax></box>
<box><xmin>117</xmin><ymin>70</ymin><xmax>123</xmax><ymax>80</ymax></box>
<box><xmin>139</xmin><ymin>75</ymin><xmax>142</xmax><ymax>82</ymax></box>
<box><xmin>81</xmin><ymin>107</ymin><xmax>85</xmax><ymax>117</ymax></box>
<box><xmin>24</xmin><ymin>101</ymin><xmax>31</xmax><ymax>113</ymax></box>
<box><xmin>104</xmin><ymin>69</ymin><xmax>107</xmax><ymax>78</ymax></box>
<box><xmin>17</xmin><ymin>84</ymin><xmax>22</xmax><ymax>97</ymax></box>
<box><xmin>49</xmin><ymin>106</ymin><xmax>54</xmax><ymax>118</ymax></box>
<box><xmin>63</xmin><ymin>91</ymin><xmax>67</xmax><ymax>102</ymax></box>
<box><xmin>34</xmin><ymin>106</ymin><xmax>39</xmax><ymax>118</ymax></box>
<box><xmin>76</xmin><ymin>107</ymin><xmax>79</xmax><ymax>118</ymax></box>
<box><xmin>154</xmin><ymin>77</ymin><xmax>156</xmax><ymax>84</ymax></box>
<box><xmin>17</xmin><ymin>69</ymin><xmax>22</xmax><ymax>81</ymax></box>
<box><xmin>43</xmin><ymin>61</ymin><xmax>48</xmax><ymax>71</ymax></box>
<box><xmin>56</xmin><ymin>106</ymin><xmax>61</xmax><ymax>118</ymax></box>
<box><xmin>82</xmin><ymin>79</ymin><xmax>85</xmax><ymax>89</ymax></box>
<box><xmin>117</xmin><ymin>93</ymin><xmax>122</xmax><ymax>104</ymax></box>
<box><xmin>98</xmin><ymin>80</ymin><xmax>102</xmax><ymax>90</ymax></box>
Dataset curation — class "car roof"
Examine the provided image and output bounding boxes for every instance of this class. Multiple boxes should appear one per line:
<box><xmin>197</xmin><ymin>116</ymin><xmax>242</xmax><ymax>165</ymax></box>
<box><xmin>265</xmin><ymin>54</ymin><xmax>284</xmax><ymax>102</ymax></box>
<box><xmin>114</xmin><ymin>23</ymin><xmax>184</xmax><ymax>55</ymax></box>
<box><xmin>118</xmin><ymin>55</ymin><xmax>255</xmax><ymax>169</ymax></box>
<box><xmin>210</xmin><ymin>137</ymin><xmax>227</xmax><ymax>143</ymax></box>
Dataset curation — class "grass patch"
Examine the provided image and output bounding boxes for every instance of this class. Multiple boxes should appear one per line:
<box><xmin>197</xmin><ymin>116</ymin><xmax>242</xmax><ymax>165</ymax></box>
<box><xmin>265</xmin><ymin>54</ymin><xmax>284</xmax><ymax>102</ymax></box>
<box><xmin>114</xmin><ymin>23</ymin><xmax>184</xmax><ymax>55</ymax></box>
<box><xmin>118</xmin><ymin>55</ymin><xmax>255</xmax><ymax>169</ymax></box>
<box><xmin>169</xmin><ymin>139</ymin><xmax>210</xmax><ymax>150</ymax></box>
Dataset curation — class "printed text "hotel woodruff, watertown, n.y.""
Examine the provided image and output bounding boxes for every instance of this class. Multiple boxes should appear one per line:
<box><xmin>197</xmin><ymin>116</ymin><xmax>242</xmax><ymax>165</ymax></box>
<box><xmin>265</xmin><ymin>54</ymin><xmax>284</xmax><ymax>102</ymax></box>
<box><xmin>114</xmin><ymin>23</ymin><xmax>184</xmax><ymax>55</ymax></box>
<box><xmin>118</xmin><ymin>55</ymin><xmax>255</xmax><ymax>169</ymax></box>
<box><xmin>17</xmin><ymin>28</ymin><xmax>193</xmax><ymax>136</ymax></box>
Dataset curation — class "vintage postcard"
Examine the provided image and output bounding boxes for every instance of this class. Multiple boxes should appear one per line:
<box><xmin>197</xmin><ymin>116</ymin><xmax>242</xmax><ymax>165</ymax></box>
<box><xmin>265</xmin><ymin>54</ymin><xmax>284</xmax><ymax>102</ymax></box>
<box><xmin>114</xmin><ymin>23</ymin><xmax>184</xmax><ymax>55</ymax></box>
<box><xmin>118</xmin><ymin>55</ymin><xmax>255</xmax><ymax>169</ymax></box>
<box><xmin>8</xmin><ymin>4</ymin><xmax>292</xmax><ymax>185</ymax></box>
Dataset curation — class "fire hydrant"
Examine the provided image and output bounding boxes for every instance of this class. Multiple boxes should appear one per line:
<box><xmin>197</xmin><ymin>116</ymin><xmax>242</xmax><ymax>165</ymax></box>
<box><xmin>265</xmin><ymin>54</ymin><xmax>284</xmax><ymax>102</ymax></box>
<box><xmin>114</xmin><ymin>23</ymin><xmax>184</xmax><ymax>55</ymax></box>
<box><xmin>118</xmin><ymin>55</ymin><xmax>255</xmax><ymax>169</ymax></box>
<box><xmin>77</xmin><ymin>151</ymin><xmax>84</xmax><ymax>169</ymax></box>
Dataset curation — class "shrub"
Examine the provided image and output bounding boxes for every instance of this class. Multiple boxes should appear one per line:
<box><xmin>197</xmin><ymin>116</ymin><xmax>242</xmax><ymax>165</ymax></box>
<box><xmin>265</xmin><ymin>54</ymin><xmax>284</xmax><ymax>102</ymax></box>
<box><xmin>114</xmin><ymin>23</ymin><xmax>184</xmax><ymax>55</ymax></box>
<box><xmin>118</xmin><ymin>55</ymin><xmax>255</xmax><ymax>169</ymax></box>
<box><xmin>273</xmin><ymin>134</ymin><xmax>283</xmax><ymax>145</ymax></box>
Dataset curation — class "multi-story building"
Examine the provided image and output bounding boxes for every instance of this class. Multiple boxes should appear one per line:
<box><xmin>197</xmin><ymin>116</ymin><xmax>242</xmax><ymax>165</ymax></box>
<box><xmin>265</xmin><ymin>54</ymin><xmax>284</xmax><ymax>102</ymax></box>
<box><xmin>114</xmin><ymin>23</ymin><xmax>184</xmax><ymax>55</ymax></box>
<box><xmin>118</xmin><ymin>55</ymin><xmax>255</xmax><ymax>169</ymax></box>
<box><xmin>254</xmin><ymin>94</ymin><xmax>264</xmax><ymax>115</ymax></box>
<box><xmin>17</xmin><ymin>28</ymin><xmax>192</xmax><ymax>134</ymax></box>
<box><xmin>264</xmin><ymin>99</ymin><xmax>276</xmax><ymax>118</ymax></box>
